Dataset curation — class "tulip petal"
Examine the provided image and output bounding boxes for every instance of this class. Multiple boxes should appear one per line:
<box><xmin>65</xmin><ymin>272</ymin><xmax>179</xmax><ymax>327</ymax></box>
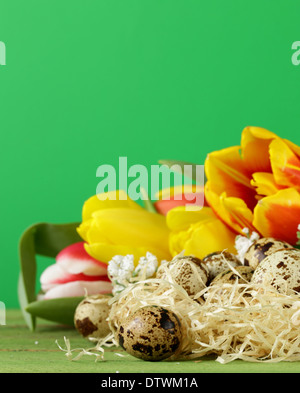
<box><xmin>44</xmin><ymin>280</ymin><xmax>113</xmax><ymax>300</ymax></box>
<box><xmin>184</xmin><ymin>220</ymin><xmax>237</xmax><ymax>259</ymax></box>
<box><xmin>241</xmin><ymin>126</ymin><xmax>278</xmax><ymax>174</ymax></box>
<box><xmin>168</xmin><ymin>208</ymin><xmax>237</xmax><ymax>259</ymax></box>
<box><xmin>205</xmin><ymin>181</ymin><xmax>255</xmax><ymax>233</ymax></box>
<box><xmin>40</xmin><ymin>264</ymin><xmax>65</xmax><ymax>291</ymax></box>
<box><xmin>169</xmin><ymin>229</ymin><xmax>191</xmax><ymax>257</ymax></box>
<box><xmin>154</xmin><ymin>198</ymin><xmax>197</xmax><ymax>216</ymax></box>
<box><xmin>56</xmin><ymin>242</ymin><xmax>108</xmax><ymax>276</ymax></box>
<box><xmin>82</xmin><ymin>190</ymin><xmax>143</xmax><ymax>221</ymax></box>
<box><xmin>166</xmin><ymin>206</ymin><xmax>217</xmax><ymax>232</ymax></box>
<box><xmin>76</xmin><ymin>219</ymin><xmax>93</xmax><ymax>243</ymax></box>
<box><xmin>251</xmin><ymin>172</ymin><xmax>283</xmax><ymax>197</ymax></box>
<box><xmin>253</xmin><ymin>188</ymin><xmax>300</xmax><ymax>245</ymax></box>
<box><xmin>205</xmin><ymin>146</ymin><xmax>251</xmax><ymax>191</ymax></box>
<box><xmin>84</xmin><ymin>242</ymin><xmax>171</xmax><ymax>265</ymax></box>
<box><xmin>83</xmin><ymin>208</ymin><xmax>170</xmax><ymax>258</ymax></box>
<box><xmin>156</xmin><ymin>185</ymin><xmax>205</xmax><ymax>201</ymax></box>
<box><xmin>205</xmin><ymin>146</ymin><xmax>257</xmax><ymax>211</ymax></box>
<box><xmin>40</xmin><ymin>263</ymin><xmax>110</xmax><ymax>292</ymax></box>
<box><xmin>284</xmin><ymin>138</ymin><xmax>300</xmax><ymax>158</ymax></box>
<box><xmin>270</xmin><ymin>139</ymin><xmax>300</xmax><ymax>191</ymax></box>
<box><xmin>154</xmin><ymin>185</ymin><xmax>207</xmax><ymax>215</ymax></box>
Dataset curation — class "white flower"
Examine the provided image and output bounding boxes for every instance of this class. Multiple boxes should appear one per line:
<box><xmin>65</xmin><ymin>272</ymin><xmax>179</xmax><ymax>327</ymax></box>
<box><xmin>135</xmin><ymin>252</ymin><xmax>158</xmax><ymax>278</ymax></box>
<box><xmin>242</xmin><ymin>228</ymin><xmax>250</xmax><ymax>236</ymax></box>
<box><xmin>107</xmin><ymin>256</ymin><xmax>121</xmax><ymax>278</ymax></box>
<box><xmin>298</xmin><ymin>224</ymin><xmax>300</xmax><ymax>232</ymax></box>
<box><xmin>235</xmin><ymin>229</ymin><xmax>260</xmax><ymax>264</ymax></box>
<box><xmin>108</xmin><ymin>252</ymin><xmax>163</xmax><ymax>295</ymax></box>
<box><xmin>107</xmin><ymin>254</ymin><xmax>134</xmax><ymax>282</ymax></box>
<box><xmin>119</xmin><ymin>254</ymin><xmax>135</xmax><ymax>279</ymax></box>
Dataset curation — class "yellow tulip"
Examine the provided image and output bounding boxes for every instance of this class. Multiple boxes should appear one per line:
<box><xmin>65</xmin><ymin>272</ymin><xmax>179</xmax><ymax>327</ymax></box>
<box><xmin>77</xmin><ymin>190</ymin><xmax>172</xmax><ymax>264</ymax></box>
<box><xmin>167</xmin><ymin>206</ymin><xmax>237</xmax><ymax>259</ymax></box>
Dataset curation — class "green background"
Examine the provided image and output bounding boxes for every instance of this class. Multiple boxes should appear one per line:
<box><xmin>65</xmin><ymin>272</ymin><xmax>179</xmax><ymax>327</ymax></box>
<box><xmin>1</xmin><ymin>0</ymin><xmax>300</xmax><ymax>309</ymax></box>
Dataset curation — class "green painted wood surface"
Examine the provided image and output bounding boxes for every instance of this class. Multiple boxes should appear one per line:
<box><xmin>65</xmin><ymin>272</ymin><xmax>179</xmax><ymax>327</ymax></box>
<box><xmin>1</xmin><ymin>310</ymin><xmax>300</xmax><ymax>373</ymax></box>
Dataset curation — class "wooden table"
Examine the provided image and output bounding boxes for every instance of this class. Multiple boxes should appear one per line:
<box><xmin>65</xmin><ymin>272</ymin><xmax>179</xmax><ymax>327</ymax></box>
<box><xmin>0</xmin><ymin>310</ymin><xmax>299</xmax><ymax>373</ymax></box>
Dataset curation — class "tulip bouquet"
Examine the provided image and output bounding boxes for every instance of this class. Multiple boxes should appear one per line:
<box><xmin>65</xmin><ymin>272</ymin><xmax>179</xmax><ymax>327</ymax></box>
<box><xmin>18</xmin><ymin>126</ymin><xmax>300</xmax><ymax>331</ymax></box>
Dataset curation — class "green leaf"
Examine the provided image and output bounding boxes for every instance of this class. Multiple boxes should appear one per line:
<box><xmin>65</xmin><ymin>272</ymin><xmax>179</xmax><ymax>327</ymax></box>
<box><xmin>18</xmin><ymin>225</ymin><xmax>38</xmax><ymax>330</ymax></box>
<box><xmin>158</xmin><ymin>159</ymin><xmax>206</xmax><ymax>183</ymax></box>
<box><xmin>26</xmin><ymin>297</ymin><xmax>84</xmax><ymax>327</ymax></box>
<box><xmin>18</xmin><ymin>222</ymin><xmax>81</xmax><ymax>330</ymax></box>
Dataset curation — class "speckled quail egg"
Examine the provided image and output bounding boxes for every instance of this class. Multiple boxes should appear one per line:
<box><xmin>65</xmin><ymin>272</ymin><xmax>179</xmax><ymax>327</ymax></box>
<box><xmin>117</xmin><ymin>306</ymin><xmax>182</xmax><ymax>361</ymax></box>
<box><xmin>251</xmin><ymin>249</ymin><xmax>300</xmax><ymax>295</ymax></box>
<box><xmin>74</xmin><ymin>294</ymin><xmax>112</xmax><ymax>339</ymax></box>
<box><xmin>243</xmin><ymin>237</ymin><xmax>293</xmax><ymax>269</ymax></box>
<box><xmin>203</xmin><ymin>251</ymin><xmax>241</xmax><ymax>282</ymax></box>
<box><xmin>210</xmin><ymin>265</ymin><xmax>255</xmax><ymax>286</ymax></box>
<box><xmin>156</xmin><ymin>255</ymin><xmax>209</xmax><ymax>297</ymax></box>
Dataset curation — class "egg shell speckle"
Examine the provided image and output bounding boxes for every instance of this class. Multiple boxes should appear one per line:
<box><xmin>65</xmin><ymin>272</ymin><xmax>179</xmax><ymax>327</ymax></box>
<box><xmin>203</xmin><ymin>251</ymin><xmax>241</xmax><ymax>282</ymax></box>
<box><xmin>156</xmin><ymin>256</ymin><xmax>209</xmax><ymax>297</ymax></box>
<box><xmin>251</xmin><ymin>249</ymin><xmax>300</xmax><ymax>294</ymax></box>
<box><xmin>243</xmin><ymin>237</ymin><xmax>293</xmax><ymax>269</ymax></box>
<box><xmin>210</xmin><ymin>265</ymin><xmax>255</xmax><ymax>286</ymax></box>
<box><xmin>74</xmin><ymin>294</ymin><xmax>112</xmax><ymax>339</ymax></box>
<box><xmin>117</xmin><ymin>306</ymin><xmax>182</xmax><ymax>361</ymax></box>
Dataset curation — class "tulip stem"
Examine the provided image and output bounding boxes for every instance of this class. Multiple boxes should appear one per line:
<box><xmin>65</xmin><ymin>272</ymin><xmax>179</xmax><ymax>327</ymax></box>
<box><xmin>140</xmin><ymin>187</ymin><xmax>157</xmax><ymax>213</ymax></box>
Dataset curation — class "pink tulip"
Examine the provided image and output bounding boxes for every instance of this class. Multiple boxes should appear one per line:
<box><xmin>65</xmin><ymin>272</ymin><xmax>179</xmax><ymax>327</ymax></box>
<box><xmin>154</xmin><ymin>186</ymin><xmax>208</xmax><ymax>215</ymax></box>
<box><xmin>40</xmin><ymin>242</ymin><xmax>113</xmax><ymax>299</ymax></box>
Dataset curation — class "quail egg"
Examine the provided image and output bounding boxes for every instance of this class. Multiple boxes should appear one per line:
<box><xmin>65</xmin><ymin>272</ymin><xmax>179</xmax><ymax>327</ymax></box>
<box><xmin>117</xmin><ymin>306</ymin><xmax>182</xmax><ymax>361</ymax></box>
<box><xmin>203</xmin><ymin>251</ymin><xmax>241</xmax><ymax>282</ymax></box>
<box><xmin>74</xmin><ymin>294</ymin><xmax>112</xmax><ymax>339</ymax></box>
<box><xmin>156</xmin><ymin>255</ymin><xmax>209</xmax><ymax>297</ymax></box>
<box><xmin>243</xmin><ymin>237</ymin><xmax>293</xmax><ymax>269</ymax></box>
<box><xmin>251</xmin><ymin>249</ymin><xmax>300</xmax><ymax>295</ymax></box>
<box><xmin>210</xmin><ymin>265</ymin><xmax>255</xmax><ymax>286</ymax></box>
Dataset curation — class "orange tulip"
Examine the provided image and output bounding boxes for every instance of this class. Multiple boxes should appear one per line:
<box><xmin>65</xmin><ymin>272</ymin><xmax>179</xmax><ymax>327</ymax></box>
<box><xmin>204</xmin><ymin>126</ymin><xmax>300</xmax><ymax>245</ymax></box>
<box><xmin>163</xmin><ymin>127</ymin><xmax>300</xmax><ymax>261</ymax></box>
